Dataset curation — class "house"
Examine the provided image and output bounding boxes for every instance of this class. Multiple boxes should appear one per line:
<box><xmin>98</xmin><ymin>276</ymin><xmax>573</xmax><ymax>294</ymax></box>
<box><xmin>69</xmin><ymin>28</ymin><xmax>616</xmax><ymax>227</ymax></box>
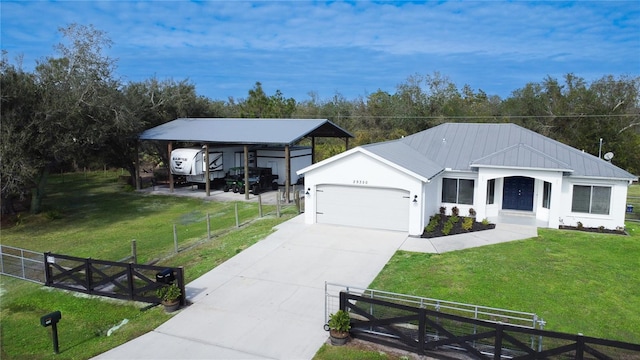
<box><xmin>297</xmin><ymin>123</ymin><xmax>637</xmax><ymax>236</ymax></box>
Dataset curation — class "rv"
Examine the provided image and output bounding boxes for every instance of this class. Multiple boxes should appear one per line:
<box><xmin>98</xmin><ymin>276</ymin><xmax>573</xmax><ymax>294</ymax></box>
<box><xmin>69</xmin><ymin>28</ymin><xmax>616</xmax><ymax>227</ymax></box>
<box><xmin>170</xmin><ymin>146</ymin><xmax>311</xmax><ymax>188</ymax></box>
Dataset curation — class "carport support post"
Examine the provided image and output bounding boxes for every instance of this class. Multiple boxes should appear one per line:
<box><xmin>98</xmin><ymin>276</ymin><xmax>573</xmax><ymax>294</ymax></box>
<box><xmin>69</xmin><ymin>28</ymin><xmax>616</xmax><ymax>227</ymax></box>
<box><xmin>168</xmin><ymin>142</ymin><xmax>174</xmax><ymax>193</ymax></box>
<box><xmin>243</xmin><ymin>145</ymin><xmax>249</xmax><ymax>200</ymax></box>
<box><xmin>135</xmin><ymin>140</ymin><xmax>141</xmax><ymax>190</ymax></box>
<box><xmin>285</xmin><ymin>145</ymin><xmax>291</xmax><ymax>203</ymax></box>
<box><xmin>311</xmin><ymin>137</ymin><xmax>315</xmax><ymax>164</ymax></box>
<box><xmin>204</xmin><ymin>144</ymin><xmax>210</xmax><ymax>196</ymax></box>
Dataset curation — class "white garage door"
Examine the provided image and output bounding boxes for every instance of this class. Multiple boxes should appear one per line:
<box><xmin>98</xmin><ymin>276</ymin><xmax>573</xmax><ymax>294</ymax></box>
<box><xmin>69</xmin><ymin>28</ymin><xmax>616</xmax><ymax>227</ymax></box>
<box><xmin>315</xmin><ymin>185</ymin><xmax>410</xmax><ymax>231</ymax></box>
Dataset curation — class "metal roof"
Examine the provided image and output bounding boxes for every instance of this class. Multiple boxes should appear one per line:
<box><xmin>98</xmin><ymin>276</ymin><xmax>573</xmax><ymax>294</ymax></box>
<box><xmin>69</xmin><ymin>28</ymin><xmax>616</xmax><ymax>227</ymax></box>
<box><xmin>371</xmin><ymin>123</ymin><xmax>636</xmax><ymax>180</ymax></box>
<box><xmin>139</xmin><ymin>118</ymin><xmax>353</xmax><ymax>145</ymax></box>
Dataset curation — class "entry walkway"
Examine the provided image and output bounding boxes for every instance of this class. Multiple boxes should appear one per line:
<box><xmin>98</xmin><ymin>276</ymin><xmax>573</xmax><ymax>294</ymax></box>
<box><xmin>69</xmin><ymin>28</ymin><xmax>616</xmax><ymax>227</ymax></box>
<box><xmin>95</xmin><ymin>216</ymin><xmax>537</xmax><ymax>359</ymax></box>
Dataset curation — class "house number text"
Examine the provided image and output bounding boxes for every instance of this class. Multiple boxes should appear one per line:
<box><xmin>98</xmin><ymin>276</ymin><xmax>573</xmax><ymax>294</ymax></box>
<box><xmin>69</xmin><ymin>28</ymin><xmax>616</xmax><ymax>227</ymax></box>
<box><xmin>353</xmin><ymin>180</ymin><xmax>368</xmax><ymax>184</ymax></box>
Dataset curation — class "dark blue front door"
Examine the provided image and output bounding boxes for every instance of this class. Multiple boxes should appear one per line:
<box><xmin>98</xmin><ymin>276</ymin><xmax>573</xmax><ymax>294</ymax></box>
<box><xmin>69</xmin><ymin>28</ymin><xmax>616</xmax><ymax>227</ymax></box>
<box><xmin>502</xmin><ymin>177</ymin><xmax>534</xmax><ymax>211</ymax></box>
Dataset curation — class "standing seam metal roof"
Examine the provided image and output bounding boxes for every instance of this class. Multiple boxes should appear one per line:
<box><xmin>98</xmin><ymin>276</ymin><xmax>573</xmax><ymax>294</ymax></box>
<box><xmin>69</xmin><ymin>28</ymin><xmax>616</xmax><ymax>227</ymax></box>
<box><xmin>364</xmin><ymin>123</ymin><xmax>636</xmax><ymax>180</ymax></box>
<box><xmin>139</xmin><ymin>118</ymin><xmax>353</xmax><ymax>145</ymax></box>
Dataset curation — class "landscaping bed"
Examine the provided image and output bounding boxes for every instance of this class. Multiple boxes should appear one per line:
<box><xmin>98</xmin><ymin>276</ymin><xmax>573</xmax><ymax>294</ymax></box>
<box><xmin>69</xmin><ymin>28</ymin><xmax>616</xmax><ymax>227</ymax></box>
<box><xmin>421</xmin><ymin>207</ymin><xmax>495</xmax><ymax>238</ymax></box>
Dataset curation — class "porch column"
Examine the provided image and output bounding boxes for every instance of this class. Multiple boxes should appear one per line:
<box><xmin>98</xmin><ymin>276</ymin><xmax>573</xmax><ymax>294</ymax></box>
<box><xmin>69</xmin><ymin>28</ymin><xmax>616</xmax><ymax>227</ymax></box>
<box><xmin>548</xmin><ymin>177</ymin><xmax>562</xmax><ymax>228</ymax></box>
<box><xmin>475</xmin><ymin>171</ymin><xmax>488</xmax><ymax>221</ymax></box>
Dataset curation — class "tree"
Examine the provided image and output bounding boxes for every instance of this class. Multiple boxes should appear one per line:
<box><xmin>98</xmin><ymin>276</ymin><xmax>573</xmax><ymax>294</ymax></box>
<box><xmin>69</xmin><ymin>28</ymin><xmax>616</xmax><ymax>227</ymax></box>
<box><xmin>2</xmin><ymin>24</ymin><xmax>122</xmax><ymax>214</ymax></box>
<box><xmin>0</xmin><ymin>54</ymin><xmax>41</xmax><ymax>214</ymax></box>
<box><xmin>239</xmin><ymin>82</ymin><xmax>296</xmax><ymax>118</ymax></box>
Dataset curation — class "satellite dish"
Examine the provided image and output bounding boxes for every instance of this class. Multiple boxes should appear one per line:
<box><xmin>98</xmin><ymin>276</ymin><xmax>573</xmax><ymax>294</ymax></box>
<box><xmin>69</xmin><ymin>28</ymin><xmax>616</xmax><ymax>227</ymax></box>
<box><xmin>604</xmin><ymin>152</ymin><xmax>614</xmax><ymax>161</ymax></box>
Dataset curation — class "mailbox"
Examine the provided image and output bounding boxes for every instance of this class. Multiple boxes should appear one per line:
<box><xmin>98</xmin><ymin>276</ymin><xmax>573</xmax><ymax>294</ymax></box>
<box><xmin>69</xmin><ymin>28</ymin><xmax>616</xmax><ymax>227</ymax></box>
<box><xmin>40</xmin><ymin>311</ymin><xmax>61</xmax><ymax>327</ymax></box>
<box><xmin>156</xmin><ymin>268</ymin><xmax>175</xmax><ymax>284</ymax></box>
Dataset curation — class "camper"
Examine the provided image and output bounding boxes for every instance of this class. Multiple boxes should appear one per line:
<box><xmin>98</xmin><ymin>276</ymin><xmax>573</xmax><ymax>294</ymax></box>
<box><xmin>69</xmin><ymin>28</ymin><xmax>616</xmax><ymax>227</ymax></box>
<box><xmin>170</xmin><ymin>148</ymin><xmax>225</xmax><ymax>185</ymax></box>
<box><xmin>170</xmin><ymin>146</ymin><xmax>312</xmax><ymax>188</ymax></box>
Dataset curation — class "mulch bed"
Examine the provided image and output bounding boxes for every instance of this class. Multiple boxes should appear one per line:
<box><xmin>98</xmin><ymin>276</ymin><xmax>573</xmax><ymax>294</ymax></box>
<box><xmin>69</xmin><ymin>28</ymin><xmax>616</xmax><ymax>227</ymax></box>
<box><xmin>559</xmin><ymin>225</ymin><xmax>627</xmax><ymax>235</ymax></box>
<box><xmin>421</xmin><ymin>215</ymin><xmax>495</xmax><ymax>238</ymax></box>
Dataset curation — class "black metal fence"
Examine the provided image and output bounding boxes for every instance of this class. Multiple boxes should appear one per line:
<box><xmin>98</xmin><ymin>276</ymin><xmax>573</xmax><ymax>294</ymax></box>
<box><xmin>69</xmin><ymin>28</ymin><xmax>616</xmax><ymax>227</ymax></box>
<box><xmin>339</xmin><ymin>292</ymin><xmax>640</xmax><ymax>359</ymax></box>
<box><xmin>44</xmin><ymin>252</ymin><xmax>186</xmax><ymax>306</ymax></box>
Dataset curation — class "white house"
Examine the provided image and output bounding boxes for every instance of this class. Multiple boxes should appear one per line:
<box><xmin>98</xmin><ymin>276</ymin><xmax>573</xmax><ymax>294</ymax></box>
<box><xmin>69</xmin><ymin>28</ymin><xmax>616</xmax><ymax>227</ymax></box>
<box><xmin>298</xmin><ymin>123</ymin><xmax>637</xmax><ymax>236</ymax></box>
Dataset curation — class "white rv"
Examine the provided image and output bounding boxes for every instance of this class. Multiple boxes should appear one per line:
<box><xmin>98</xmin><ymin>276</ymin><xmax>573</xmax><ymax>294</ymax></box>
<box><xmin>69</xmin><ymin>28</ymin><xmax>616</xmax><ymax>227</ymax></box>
<box><xmin>170</xmin><ymin>146</ymin><xmax>312</xmax><ymax>187</ymax></box>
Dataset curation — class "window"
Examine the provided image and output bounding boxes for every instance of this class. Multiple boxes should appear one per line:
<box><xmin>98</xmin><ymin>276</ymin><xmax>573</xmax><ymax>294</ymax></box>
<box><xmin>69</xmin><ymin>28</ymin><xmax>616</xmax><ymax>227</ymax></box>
<box><xmin>542</xmin><ymin>181</ymin><xmax>551</xmax><ymax>209</ymax></box>
<box><xmin>486</xmin><ymin>179</ymin><xmax>495</xmax><ymax>204</ymax></box>
<box><xmin>442</xmin><ymin>178</ymin><xmax>475</xmax><ymax>205</ymax></box>
<box><xmin>571</xmin><ymin>185</ymin><xmax>611</xmax><ymax>215</ymax></box>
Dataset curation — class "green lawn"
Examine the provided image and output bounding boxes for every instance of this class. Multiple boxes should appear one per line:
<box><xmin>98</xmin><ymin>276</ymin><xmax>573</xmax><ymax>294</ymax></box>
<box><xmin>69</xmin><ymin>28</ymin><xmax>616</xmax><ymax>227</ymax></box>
<box><xmin>0</xmin><ymin>171</ymin><xmax>295</xmax><ymax>359</ymax></box>
<box><xmin>369</xmin><ymin>222</ymin><xmax>640</xmax><ymax>344</ymax></box>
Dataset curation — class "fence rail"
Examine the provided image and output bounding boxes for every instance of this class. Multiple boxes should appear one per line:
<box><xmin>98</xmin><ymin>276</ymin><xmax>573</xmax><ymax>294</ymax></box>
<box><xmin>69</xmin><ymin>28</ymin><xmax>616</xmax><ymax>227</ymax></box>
<box><xmin>340</xmin><ymin>291</ymin><xmax>640</xmax><ymax>360</ymax></box>
<box><xmin>325</xmin><ymin>282</ymin><xmax>544</xmax><ymax>331</ymax></box>
<box><xmin>44</xmin><ymin>252</ymin><xmax>186</xmax><ymax>305</ymax></box>
<box><xmin>0</xmin><ymin>245</ymin><xmax>45</xmax><ymax>283</ymax></box>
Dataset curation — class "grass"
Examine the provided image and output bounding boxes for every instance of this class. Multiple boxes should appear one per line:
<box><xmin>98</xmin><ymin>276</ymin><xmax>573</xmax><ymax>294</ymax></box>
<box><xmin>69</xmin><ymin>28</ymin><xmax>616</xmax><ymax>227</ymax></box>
<box><xmin>369</xmin><ymin>222</ymin><xmax>640</xmax><ymax>344</ymax></box>
<box><xmin>314</xmin><ymin>343</ymin><xmax>405</xmax><ymax>360</ymax></box>
<box><xmin>0</xmin><ymin>170</ymin><xmax>295</xmax><ymax>359</ymax></box>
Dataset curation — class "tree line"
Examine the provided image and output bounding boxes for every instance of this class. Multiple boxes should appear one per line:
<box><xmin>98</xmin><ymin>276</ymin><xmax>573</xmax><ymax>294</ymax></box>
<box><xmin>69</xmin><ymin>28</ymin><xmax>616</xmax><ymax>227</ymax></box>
<box><xmin>2</xmin><ymin>24</ymin><xmax>639</xmax><ymax>215</ymax></box>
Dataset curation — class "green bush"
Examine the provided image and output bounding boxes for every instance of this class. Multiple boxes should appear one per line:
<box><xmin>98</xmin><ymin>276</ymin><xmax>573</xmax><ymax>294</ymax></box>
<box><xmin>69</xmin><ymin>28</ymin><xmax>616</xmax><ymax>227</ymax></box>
<box><xmin>481</xmin><ymin>218</ymin><xmax>490</xmax><ymax>226</ymax></box>
<box><xmin>450</xmin><ymin>215</ymin><xmax>459</xmax><ymax>224</ymax></box>
<box><xmin>442</xmin><ymin>220</ymin><xmax>454</xmax><ymax>235</ymax></box>
<box><xmin>462</xmin><ymin>217</ymin><xmax>473</xmax><ymax>231</ymax></box>
<box><xmin>328</xmin><ymin>310</ymin><xmax>351</xmax><ymax>333</ymax></box>
<box><xmin>425</xmin><ymin>215</ymin><xmax>439</xmax><ymax>232</ymax></box>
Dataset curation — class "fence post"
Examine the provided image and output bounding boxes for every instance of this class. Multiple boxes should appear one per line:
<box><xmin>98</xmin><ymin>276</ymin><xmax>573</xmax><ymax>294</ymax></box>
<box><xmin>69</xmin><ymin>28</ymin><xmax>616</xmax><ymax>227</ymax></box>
<box><xmin>235</xmin><ymin>203</ymin><xmax>239</xmax><ymax>228</ymax></box>
<box><xmin>418</xmin><ymin>308</ymin><xmax>426</xmax><ymax>354</ymax></box>
<box><xmin>44</xmin><ymin>252</ymin><xmax>52</xmax><ymax>285</ymax></box>
<box><xmin>177</xmin><ymin>266</ymin><xmax>186</xmax><ymax>306</ymax></box>
<box><xmin>207</xmin><ymin>212</ymin><xmax>211</xmax><ymax>241</ymax></box>
<box><xmin>258</xmin><ymin>195</ymin><xmax>263</xmax><ymax>218</ymax></box>
<box><xmin>131</xmin><ymin>239</ymin><xmax>137</xmax><ymax>264</ymax></box>
<box><xmin>127</xmin><ymin>263</ymin><xmax>135</xmax><ymax>300</ymax></box>
<box><xmin>85</xmin><ymin>258</ymin><xmax>92</xmax><ymax>291</ymax></box>
<box><xmin>339</xmin><ymin>291</ymin><xmax>347</xmax><ymax>312</ymax></box>
<box><xmin>494</xmin><ymin>324</ymin><xmax>503</xmax><ymax>360</ymax></box>
<box><xmin>575</xmin><ymin>334</ymin><xmax>585</xmax><ymax>360</ymax></box>
<box><xmin>173</xmin><ymin>224</ymin><xmax>178</xmax><ymax>253</ymax></box>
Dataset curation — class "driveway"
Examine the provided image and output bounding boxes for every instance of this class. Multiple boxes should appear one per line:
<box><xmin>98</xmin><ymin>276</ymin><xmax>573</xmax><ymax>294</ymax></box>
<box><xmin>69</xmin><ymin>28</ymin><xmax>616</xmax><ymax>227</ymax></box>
<box><xmin>95</xmin><ymin>215</ymin><xmax>408</xmax><ymax>359</ymax></box>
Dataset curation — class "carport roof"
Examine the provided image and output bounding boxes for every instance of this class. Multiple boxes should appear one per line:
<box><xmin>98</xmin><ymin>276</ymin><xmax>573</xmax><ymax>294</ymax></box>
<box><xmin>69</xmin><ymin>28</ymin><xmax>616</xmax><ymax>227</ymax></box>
<box><xmin>139</xmin><ymin>118</ymin><xmax>353</xmax><ymax>145</ymax></box>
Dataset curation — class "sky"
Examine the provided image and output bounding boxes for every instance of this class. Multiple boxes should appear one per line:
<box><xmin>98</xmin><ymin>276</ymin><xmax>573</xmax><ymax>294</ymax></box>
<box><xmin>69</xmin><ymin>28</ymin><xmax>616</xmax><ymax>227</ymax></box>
<box><xmin>1</xmin><ymin>1</ymin><xmax>639</xmax><ymax>102</ymax></box>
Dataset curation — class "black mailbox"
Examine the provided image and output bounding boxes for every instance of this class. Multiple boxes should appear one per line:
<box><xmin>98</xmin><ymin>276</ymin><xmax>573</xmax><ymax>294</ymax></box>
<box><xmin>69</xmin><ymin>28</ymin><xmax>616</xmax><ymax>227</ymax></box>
<box><xmin>40</xmin><ymin>311</ymin><xmax>61</xmax><ymax>327</ymax></box>
<box><xmin>156</xmin><ymin>268</ymin><xmax>175</xmax><ymax>284</ymax></box>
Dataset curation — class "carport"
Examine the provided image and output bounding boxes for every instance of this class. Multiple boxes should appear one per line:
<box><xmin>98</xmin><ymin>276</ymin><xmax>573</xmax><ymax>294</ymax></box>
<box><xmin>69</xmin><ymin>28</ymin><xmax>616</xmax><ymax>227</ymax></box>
<box><xmin>137</xmin><ymin>118</ymin><xmax>353</xmax><ymax>201</ymax></box>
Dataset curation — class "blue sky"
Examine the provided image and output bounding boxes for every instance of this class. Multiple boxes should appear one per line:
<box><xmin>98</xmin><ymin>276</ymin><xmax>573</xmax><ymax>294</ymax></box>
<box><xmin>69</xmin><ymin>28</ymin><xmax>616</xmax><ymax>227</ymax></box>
<box><xmin>1</xmin><ymin>1</ymin><xmax>639</xmax><ymax>102</ymax></box>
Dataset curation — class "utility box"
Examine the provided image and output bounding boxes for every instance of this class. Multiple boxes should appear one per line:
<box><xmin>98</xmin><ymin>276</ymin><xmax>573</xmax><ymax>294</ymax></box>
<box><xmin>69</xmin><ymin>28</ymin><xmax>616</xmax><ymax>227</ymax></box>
<box><xmin>156</xmin><ymin>268</ymin><xmax>175</xmax><ymax>284</ymax></box>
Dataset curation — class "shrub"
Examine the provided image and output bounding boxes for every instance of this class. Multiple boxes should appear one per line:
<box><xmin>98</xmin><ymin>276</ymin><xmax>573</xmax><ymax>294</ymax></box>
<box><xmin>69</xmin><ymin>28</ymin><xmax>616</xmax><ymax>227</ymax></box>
<box><xmin>442</xmin><ymin>220</ymin><xmax>454</xmax><ymax>235</ymax></box>
<box><xmin>481</xmin><ymin>218</ymin><xmax>490</xmax><ymax>226</ymax></box>
<box><xmin>425</xmin><ymin>215</ymin><xmax>439</xmax><ymax>232</ymax></box>
<box><xmin>468</xmin><ymin>208</ymin><xmax>476</xmax><ymax>218</ymax></box>
<box><xmin>450</xmin><ymin>215</ymin><xmax>460</xmax><ymax>224</ymax></box>
<box><xmin>328</xmin><ymin>310</ymin><xmax>351</xmax><ymax>333</ymax></box>
<box><xmin>462</xmin><ymin>217</ymin><xmax>473</xmax><ymax>231</ymax></box>
<box><xmin>451</xmin><ymin>206</ymin><xmax>459</xmax><ymax>217</ymax></box>
<box><xmin>439</xmin><ymin>206</ymin><xmax>447</xmax><ymax>216</ymax></box>
<box><xmin>577</xmin><ymin>221</ymin><xmax>584</xmax><ymax>230</ymax></box>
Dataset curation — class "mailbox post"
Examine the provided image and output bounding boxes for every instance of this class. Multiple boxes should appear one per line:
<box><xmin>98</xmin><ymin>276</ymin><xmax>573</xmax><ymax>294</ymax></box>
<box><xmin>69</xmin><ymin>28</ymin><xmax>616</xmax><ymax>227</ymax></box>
<box><xmin>40</xmin><ymin>311</ymin><xmax>62</xmax><ymax>354</ymax></box>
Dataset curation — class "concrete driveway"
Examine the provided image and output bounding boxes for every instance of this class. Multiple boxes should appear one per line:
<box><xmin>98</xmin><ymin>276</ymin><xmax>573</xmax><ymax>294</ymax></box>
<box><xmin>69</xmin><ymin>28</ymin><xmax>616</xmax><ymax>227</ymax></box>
<box><xmin>95</xmin><ymin>215</ymin><xmax>408</xmax><ymax>359</ymax></box>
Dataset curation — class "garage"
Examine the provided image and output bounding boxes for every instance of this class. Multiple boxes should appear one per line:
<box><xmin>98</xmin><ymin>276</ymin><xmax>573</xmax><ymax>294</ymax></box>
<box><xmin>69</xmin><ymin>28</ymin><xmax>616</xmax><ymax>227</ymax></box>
<box><xmin>315</xmin><ymin>184</ymin><xmax>410</xmax><ymax>231</ymax></box>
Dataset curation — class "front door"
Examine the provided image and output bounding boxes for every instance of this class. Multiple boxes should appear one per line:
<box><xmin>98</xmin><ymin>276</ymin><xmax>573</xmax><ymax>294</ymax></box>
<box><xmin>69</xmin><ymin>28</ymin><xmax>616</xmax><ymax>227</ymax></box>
<box><xmin>502</xmin><ymin>176</ymin><xmax>534</xmax><ymax>211</ymax></box>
